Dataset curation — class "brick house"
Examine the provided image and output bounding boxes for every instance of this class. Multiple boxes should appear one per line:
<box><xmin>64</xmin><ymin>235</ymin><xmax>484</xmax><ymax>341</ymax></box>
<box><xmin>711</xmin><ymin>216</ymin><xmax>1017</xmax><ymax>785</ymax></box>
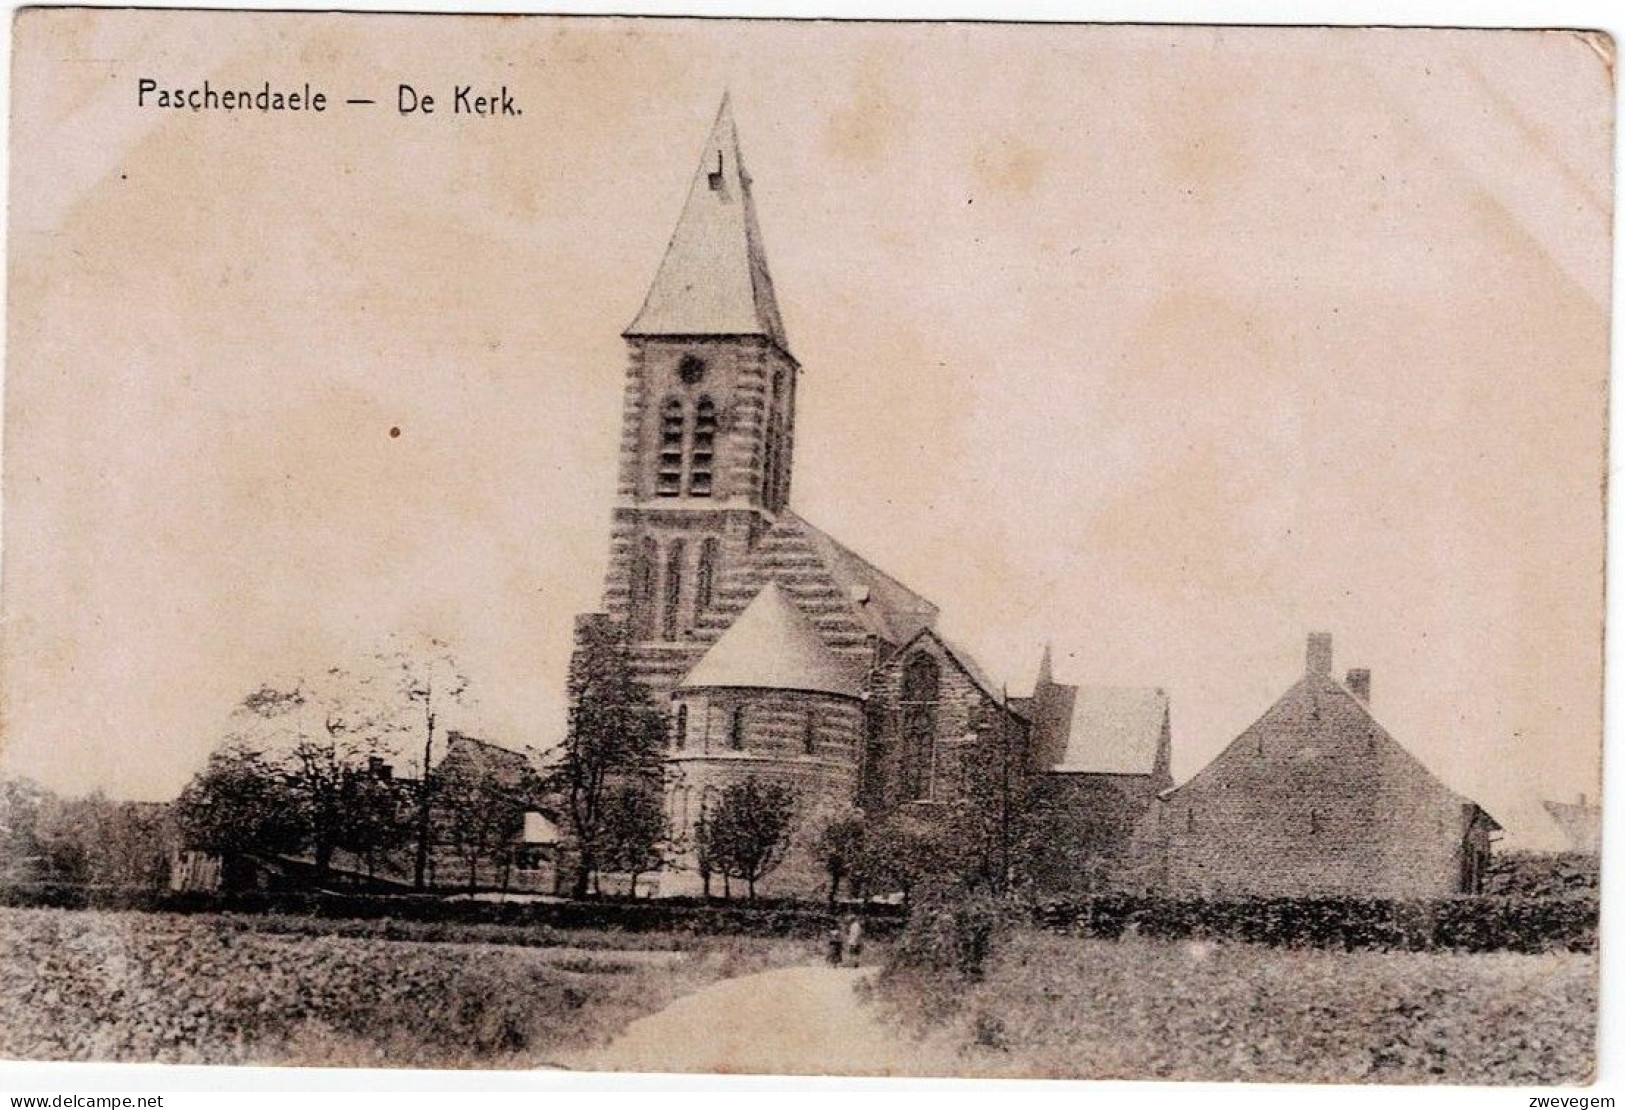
<box><xmin>1125</xmin><ymin>634</ymin><xmax>1500</xmax><ymax>898</ymax></box>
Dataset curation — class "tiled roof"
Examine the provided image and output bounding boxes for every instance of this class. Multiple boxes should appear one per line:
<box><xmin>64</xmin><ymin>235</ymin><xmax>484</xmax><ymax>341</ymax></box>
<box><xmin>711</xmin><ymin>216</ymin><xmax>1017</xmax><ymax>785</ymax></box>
<box><xmin>891</xmin><ymin>626</ymin><xmax>1022</xmax><ymax>716</ymax></box>
<box><xmin>624</xmin><ymin>95</ymin><xmax>789</xmax><ymax>350</ymax></box>
<box><xmin>680</xmin><ymin>581</ymin><xmax>863</xmax><ymax>698</ymax></box>
<box><xmin>1052</xmin><ymin>686</ymin><xmax>1169</xmax><ymax>775</ymax></box>
<box><xmin>785</xmin><ymin>512</ymin><xmax>939</xmax><ymax>647</ymax></box>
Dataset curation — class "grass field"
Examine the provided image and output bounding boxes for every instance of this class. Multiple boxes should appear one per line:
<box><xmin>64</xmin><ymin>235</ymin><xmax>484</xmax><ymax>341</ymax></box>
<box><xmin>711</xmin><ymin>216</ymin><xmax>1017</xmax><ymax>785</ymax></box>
<box><xmin>871</xmin><ymin>928</ymin><xmax>1597</xmax><ymax>1084</ymax></box>
<box><xmin>0</xmin><ymin>906</ymin><xmax>810</xmax><ymax>1068</ymax></box>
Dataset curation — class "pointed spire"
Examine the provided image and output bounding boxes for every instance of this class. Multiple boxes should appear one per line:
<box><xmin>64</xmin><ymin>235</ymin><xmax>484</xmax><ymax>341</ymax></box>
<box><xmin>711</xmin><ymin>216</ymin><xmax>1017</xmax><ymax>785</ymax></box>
<box><xmin>625</xmin><ymin>96</ymin><xmax>790</xmax><ymax>352</ymax></box>
<box><xmin>1037</xmin><ymin>643</ymin><xmax>1055</xmax><ymax>688</ymax></box>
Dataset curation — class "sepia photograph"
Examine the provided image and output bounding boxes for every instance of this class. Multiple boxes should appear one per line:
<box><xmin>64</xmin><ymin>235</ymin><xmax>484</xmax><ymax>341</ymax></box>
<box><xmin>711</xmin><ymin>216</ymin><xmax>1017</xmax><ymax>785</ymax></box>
<box><xmin>0</xmin><ymin>6</ymin><xmax>1610</xmax><ymax>1090</ymax></box>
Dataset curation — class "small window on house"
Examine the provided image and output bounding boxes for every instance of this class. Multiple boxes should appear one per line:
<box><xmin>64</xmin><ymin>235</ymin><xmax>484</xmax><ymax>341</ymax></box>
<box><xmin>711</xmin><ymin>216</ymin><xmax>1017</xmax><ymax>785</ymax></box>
<box><xmin>772</xmin><ymin>369</ymin><xmax>784</xmax><ymax>399</ymax></box>
<box><xmin>662</xmin><ymin>540</ymin><xmax>685</xmax><ymax>641</ymax></box>
<box><xmin>689</xmin><ymin>397</ymin><xmax>716</xmax><ymax>496</ymax></box>
<box><xmin>803</xmin><ymin>709</ymin><xmax>817</xmax><ymax>755</ymax></box>
<box><xmin>1186</xmin><ymin>807</ymin><xmax>1196</xmax><ymax>832</ymax></box>
<box><xmin>1309</xmin><ymin>809</ymin><xmax>1320</xmax><ymax>835</ymax></box>
<box><xmin>675</xmin><ymin>704</ymin><xmax>688</xmax><ymax>750</ymax></box>
<box><xmin>657</xmin><ymin>397</ymin><xmax>685</xmax><ymax>497</ymax></box>
<box><xmin>729</xmin><ymin>705</ymin><xmax>746</xmax><ymax>750</ymax></box>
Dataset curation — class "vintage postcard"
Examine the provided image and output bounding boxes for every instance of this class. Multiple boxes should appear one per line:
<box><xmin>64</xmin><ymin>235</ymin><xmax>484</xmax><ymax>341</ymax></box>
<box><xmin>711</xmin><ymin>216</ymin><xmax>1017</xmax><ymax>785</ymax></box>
<box><xmin>0</xmin><ymin>8</ymin><xmax>1609</xmax><ymax>1085</ymax></box>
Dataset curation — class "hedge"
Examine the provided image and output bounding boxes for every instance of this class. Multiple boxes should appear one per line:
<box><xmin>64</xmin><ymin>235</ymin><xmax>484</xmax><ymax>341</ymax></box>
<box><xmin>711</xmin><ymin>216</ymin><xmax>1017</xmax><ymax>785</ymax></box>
<box><xmin>0</xmin><ymin>884</ymin><xmax>1592</xmax><ymax>953</ymax></box>
<box><xmin>0</xmin><ymin>883</ymin><xmax>905</xmax><ymax>939</ymax></box>
<box><xmin>1031</xmin><ymin>893</ymin><xmax>1597</xmax><ymax>953</ymax></box>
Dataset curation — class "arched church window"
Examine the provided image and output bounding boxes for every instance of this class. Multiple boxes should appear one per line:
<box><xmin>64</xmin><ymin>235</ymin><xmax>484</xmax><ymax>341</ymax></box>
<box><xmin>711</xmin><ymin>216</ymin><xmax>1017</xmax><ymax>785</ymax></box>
<box><xmin>689</xmin><ymin>397</ymin><xmax>716</xmax><ymax>496</ymax></box>
<box><xmin>761</xmin><ymin>426</ymin><xmax>780</xmax><ymax>505</ymax></box>
<box><xmin>631</xmin><ymin>536</ymin><xmax>658</xmax><ymax>640</ymax></box>
<box><xmin>674</xmin><ymin>704</ymin><xmax>688</xmax><ymax>750</ymax></box>
<box><xmin>657</xmin><ymin>397</ymin><xmax>685</xmax><ymax>497</ymax></box>
<box><xmin>729</xmin><ymin>705</ymin><xmax>746</xmax><ymax>750</ymax></box>
<box><xmin>900</xmin><ymin>653</ymin><xmax>940</xmax><ymax>801</ymax></box>
<box><xmin>662</xmin><ymin>539</ymin><xmax>685</xmax><ymax>641</ymax></box>
<box><xmin>696</xmin><ymin>538</ymin><xmax>719</xmax><ymax>615</ymax></box>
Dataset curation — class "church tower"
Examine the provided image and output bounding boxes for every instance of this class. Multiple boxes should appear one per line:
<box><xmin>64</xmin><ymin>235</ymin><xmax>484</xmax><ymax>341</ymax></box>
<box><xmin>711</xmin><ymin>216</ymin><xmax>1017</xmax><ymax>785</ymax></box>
<box><xmin>596</xmin><ymin>96</ymin><xmax>802</xmax><ymax>696</ymax></box>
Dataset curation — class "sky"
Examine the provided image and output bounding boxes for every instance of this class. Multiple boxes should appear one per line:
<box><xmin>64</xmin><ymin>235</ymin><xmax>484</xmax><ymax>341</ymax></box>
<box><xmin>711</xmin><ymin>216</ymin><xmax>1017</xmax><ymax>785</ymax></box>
<box><xmin>2</xmin><ymin>13</ymin><xmax>1610</xmax><ymax>848</ymax></box>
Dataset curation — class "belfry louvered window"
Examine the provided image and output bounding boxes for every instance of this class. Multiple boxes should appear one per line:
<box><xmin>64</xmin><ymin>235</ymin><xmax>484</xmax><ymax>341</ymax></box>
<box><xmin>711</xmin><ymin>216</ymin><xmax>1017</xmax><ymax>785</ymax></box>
<box><xmin>657</xmin><ymin>397</ymin><xmax>685</xmax><ymax>497</ymax></box>
<box><xmin>689</xmin><ymin>397</ymin><xmax>716</xmax><ymax>496</ymax></box>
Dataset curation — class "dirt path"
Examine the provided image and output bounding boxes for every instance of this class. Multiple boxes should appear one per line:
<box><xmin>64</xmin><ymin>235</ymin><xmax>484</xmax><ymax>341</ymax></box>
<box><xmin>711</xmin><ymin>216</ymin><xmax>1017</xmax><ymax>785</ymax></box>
<box><xmin>568</xmin><ymin>963</ymin><xmax>938</xmax><ymax>1077</ymax></box>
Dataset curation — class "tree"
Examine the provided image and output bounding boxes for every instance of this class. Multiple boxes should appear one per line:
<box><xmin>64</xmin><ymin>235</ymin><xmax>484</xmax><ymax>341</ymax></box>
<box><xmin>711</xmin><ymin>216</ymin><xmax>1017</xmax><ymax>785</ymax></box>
<box><xmin>335</xmin><ymin>769</ymin><xmax>414</xmax><ymax>882</ymax></box>
<box><xmin>701</xmin><ymin>777</ymin><xmax>797</xmax><ymax>902</ymax></box>
<box><xmin>858</xmin><ymin>805</ymin><xmax>967</xmax><ymax>908</ymax></box>
<box><xmin>0</xmin><ymin>778</ymin><xmax>49</xmax><ymax>884</ymax></box>
<box><xmin>868</xmin><ymin>698</ymin><xmax>1038</xmax><ymax>902</ymax></box>
<box><xmin>597</xmin><ymin>781</ymin><xmax>668</xmax><ymax>897</ymax></box>
<box><xmin>383</xmin><ymin>642</ymin><xmax>471</xmax><ymax>892</ymax></box>
<box><xmin>173</xmin><ymin>743</ymin><xmax>306</xmax><ymax>860</ymax></box>
<box><xmin>175</xmin><ymin>670</ymin><xmax>409</xmax><ymax>886</ymax></box>
<box><xmin>555</xmin><ymin>616</ymin><xmax>666</xmax><ymax>898</ymax></box>
<box><xmin>952</xmin><ymin>699</ymin><xmax>1038</xmax><ymax>896</ymax></box>
<box><xmin>809</xmin><ymin>804</ymin><xmax>867</xmax><ymax>907</ymax></box>
<box><xmin>2</xmin><ymin>780</ymin><xmax>174</xmax><ymax>890</ymax></box>
<box><xmin>241</xmin><ymin>680</ymin><xmax>401</xmax><ymax>884</ymax></box>
<box><xmin>433</xmin><ymin>747</ymin><xmax>532</xmax><ymax>894</ymax></box>
<box><xmin>693</xmin><ymin>807</ymin><xmax>716</xmax><ymax>899</ymax></box>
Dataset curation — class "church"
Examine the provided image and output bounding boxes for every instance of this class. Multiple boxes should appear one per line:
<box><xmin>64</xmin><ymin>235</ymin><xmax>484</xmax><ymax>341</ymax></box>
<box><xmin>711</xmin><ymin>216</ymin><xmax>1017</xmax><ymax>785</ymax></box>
<box><xmin>566</xmin><ymin>97</ymin><xmax>1174</xmax><ymax>897</ymax></box>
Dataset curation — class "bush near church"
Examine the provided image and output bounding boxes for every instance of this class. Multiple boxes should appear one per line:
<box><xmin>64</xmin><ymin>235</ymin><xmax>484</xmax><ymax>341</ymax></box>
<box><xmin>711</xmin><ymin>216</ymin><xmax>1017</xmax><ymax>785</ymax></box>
<box><xmin>1029</xmin><ymin>893</ymin><xmax>1596</xmax><ymax>953</ymax></box>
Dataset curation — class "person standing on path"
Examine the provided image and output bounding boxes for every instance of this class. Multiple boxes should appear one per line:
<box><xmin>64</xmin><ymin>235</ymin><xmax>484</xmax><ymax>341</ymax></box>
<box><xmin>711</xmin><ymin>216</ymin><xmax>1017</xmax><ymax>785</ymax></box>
<box><xmin>826</xmin><ymin>922</ymin><xmax>845</xmax><ymax>966</ymax></box>
<box><xmin>844</xmin><ymin>915</ymin><xmax>865</xmax><ymax>967</ymax></box>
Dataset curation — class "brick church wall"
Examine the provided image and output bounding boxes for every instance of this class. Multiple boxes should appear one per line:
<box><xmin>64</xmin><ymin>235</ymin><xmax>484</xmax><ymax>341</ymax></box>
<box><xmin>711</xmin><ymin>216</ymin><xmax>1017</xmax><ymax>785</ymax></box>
<box><xmin>864</xmin><ymin>632</ymin><xmax>1031</xmax><ymax>812</ymax></box>
<box><xmin>661</xmin><ymin>687</ymin><xmax>865</xmax><ymax>898</ymax></box>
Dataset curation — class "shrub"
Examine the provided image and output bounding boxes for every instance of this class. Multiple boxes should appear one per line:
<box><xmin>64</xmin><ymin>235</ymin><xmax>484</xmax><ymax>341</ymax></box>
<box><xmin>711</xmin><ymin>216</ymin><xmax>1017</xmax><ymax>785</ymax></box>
<box><xmin>1030</xmin><ymin>893</ymin><xmax>1596</xmax><ymax>953</ymax></box>
<box><xmin>889</xmin><ymin>891</ymin><xmax>1016</xmax><ymax>981</ymax></box>
<box><xmin>0</xmin><ymin>883</ymin><xmax>906</xmax><ymax>940</ymax></box>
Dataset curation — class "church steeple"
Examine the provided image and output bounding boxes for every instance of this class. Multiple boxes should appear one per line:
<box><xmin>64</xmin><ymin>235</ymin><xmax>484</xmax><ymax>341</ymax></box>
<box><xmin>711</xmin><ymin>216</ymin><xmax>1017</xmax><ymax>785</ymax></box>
<box><xmin>601</xmin><ymin>97</ymin><xmax>802</xmax><ymax>659</ymax></box>
<box><xmin>625</xmin><ymin>94</ymin><xmax>789</xmax><ymax>353</ymax></box>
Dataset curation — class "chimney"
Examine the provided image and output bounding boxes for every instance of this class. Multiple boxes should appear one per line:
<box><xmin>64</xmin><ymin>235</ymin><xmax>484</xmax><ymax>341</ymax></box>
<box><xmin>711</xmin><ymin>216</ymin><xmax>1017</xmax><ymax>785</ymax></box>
<box><xmin>1345</xmin><ymin>668</ymin><xmax>1371</xmax><ymax>704</ymax></box>
<box><xmin>1305</xmin><ymin>632</ymin><xmax>1333</xmax><ymax>676</ymax></box>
